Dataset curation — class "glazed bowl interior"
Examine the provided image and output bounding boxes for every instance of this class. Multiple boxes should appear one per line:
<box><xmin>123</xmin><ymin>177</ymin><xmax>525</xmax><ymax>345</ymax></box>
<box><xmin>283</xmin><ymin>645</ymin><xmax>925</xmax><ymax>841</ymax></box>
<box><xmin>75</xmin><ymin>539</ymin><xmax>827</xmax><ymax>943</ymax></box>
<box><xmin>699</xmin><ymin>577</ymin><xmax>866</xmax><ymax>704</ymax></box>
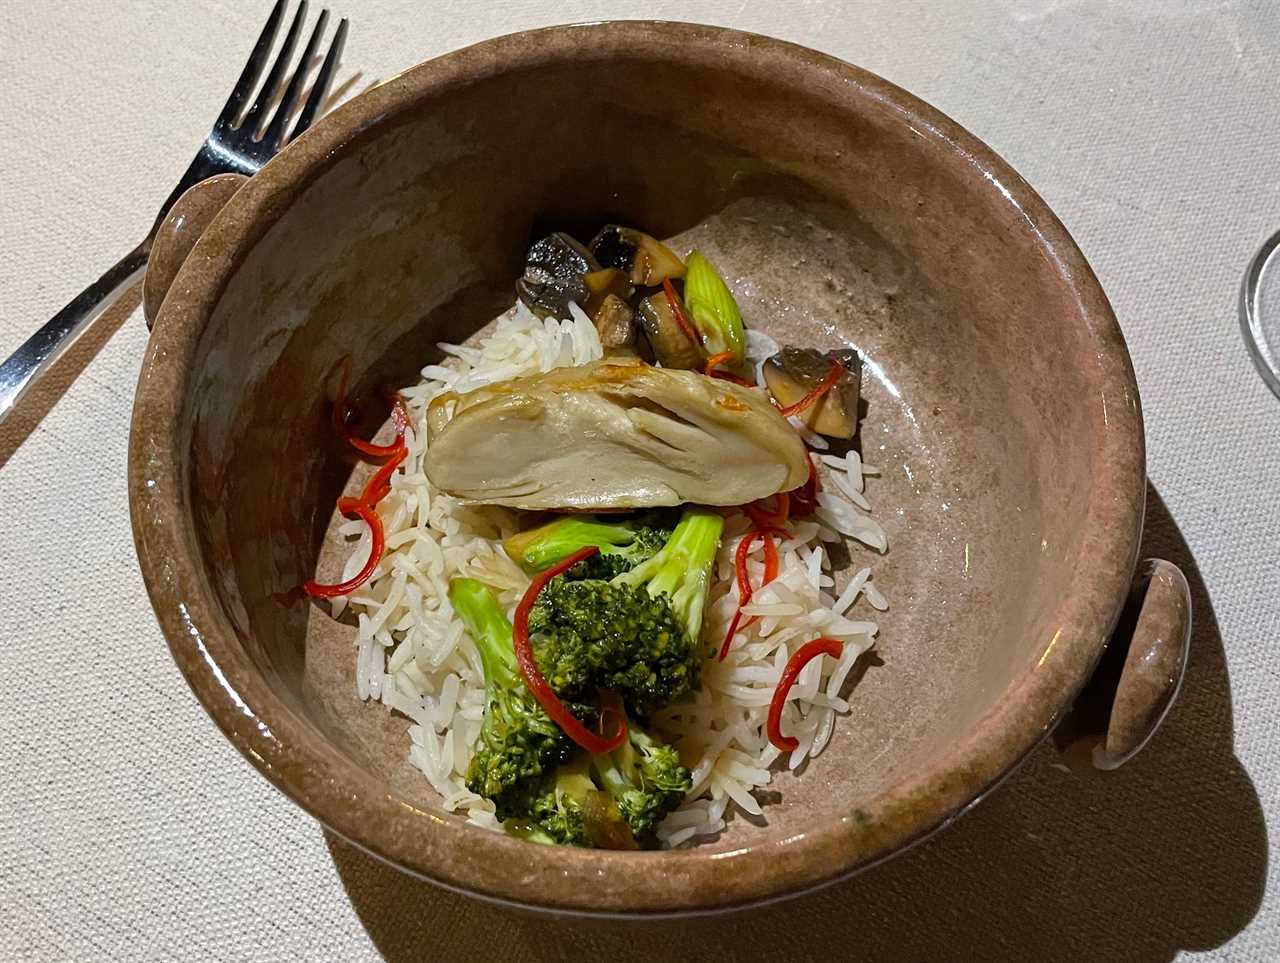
<box><xmin>134</xmin><ymin>22</ymin><xmax>1141</xmax><ymax>913</ymax></box>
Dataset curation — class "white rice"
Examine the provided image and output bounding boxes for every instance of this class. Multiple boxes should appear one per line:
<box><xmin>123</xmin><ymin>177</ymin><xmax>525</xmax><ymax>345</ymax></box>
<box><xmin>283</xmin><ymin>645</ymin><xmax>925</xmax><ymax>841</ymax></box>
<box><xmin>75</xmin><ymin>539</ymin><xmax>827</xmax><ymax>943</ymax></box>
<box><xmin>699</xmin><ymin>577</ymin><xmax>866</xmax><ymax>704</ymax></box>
<box><xmin>327</xmin><ymin>300</ymin><xmax>886</xmax><ymax>844</ymax></box>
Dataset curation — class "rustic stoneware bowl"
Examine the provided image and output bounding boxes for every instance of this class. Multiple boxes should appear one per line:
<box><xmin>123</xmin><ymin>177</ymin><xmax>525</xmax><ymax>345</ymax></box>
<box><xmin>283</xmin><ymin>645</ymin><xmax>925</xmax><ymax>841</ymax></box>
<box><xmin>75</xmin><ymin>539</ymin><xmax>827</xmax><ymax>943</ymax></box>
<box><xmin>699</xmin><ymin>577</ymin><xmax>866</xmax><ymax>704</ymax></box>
<box><xmin>130</xmin><ymin>21</ymin><xmax>1192</xmax><ymax>914</ymax></box>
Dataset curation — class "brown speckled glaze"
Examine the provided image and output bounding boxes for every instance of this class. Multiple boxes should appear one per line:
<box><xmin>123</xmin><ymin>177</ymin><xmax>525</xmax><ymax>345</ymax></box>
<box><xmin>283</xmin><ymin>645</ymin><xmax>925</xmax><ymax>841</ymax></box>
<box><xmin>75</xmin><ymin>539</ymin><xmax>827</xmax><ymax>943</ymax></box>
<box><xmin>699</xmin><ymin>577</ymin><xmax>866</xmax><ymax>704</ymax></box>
<box><xmin>142</xmin><ymin>173</ymin><xmax>247</xmax><ymax>328</ymax></box>
<box><xmin>128</xmin><ymin>22</ymin><xmax>1189</xmax><ymax>914</ymax></box>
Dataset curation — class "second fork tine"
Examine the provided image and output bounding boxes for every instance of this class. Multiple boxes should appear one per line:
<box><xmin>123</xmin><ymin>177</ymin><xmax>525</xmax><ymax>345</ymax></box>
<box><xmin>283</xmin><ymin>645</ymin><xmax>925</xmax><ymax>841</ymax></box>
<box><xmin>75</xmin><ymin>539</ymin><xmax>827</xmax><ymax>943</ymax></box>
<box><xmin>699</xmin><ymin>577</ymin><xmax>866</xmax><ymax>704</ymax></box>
<box><xmin>262</xmin><ymin>9</ymin><xmax>330</xmax><ymax>150</ymax></box>
<box><xmin>291</xmin><ymin>17</ymin><xmax>348</xmax><ymax>142</ymax></box>
<box><xmin>215</xmin><ymin>0</ymin><xmax>286</xmax><ymax>130</ymax></box>
<box><xmin>240</xmin><ymin>0</ymin><xmax>309</xmax><ymax>134</ymax></box>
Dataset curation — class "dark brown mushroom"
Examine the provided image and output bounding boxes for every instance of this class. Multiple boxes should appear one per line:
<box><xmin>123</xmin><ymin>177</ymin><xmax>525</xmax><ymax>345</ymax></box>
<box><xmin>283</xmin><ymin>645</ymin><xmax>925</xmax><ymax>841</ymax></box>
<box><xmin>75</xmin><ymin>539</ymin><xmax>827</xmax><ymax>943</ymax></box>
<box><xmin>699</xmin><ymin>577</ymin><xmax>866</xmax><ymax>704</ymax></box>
<box><xmin>589</xmin><ymin>225</ymin><xmax>686</xmax><ymax>286</ymax></box>
<box><xmin>516</xmin><ymin>232</ymin><xmax>600</xmax><ymax>320</ymax></box>
<box><xmin>762</xmin><ymin>346</ymin><xmax>862</xmax><ymax>439</ymax></box>
<box><xmin>637</xmin><ymin>291</ymin><xmax>703</xmax><ymax>370</ymax></box>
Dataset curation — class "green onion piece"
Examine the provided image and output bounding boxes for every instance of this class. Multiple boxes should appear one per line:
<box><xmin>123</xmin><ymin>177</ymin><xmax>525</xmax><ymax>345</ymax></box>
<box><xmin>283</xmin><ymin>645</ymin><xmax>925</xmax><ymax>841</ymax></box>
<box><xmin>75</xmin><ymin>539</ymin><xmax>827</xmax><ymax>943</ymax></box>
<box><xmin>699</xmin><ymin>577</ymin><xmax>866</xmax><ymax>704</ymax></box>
<box><xmin>683</xmin><ymin>250</ymin><xmax>747</xmax><ymax>366</ymax></box>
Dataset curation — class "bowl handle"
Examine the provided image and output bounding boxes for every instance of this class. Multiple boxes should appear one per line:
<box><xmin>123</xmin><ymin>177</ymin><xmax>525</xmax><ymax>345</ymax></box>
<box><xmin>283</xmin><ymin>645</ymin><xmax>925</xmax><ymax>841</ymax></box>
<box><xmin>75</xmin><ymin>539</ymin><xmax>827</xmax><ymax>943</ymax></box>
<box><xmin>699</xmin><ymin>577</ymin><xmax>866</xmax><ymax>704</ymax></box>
<box><xmin>1054</xmin><ymin>558</ymin><xmax>1192</xmax><ymax>771</ymax></box>
<box><xmin>142</xmin><ymin>173</ymin><xmax>248</xmax><ymax>328</ymax></box>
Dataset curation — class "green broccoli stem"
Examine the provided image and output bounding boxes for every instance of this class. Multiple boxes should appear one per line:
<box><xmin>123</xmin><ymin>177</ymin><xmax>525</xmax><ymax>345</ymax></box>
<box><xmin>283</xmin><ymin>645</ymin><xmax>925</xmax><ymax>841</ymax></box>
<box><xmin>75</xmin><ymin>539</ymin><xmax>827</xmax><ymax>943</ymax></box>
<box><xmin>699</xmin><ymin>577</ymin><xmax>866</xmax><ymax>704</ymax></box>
<box><xmin>590</xmin><ymin>752</ymin><xmax>632</xmax><ymax>803</ymax></box>
<box><xmin>615</xmin><ymin>508</ymin><xmax>724</xmax><ymax>645</ymax></box>
<box><xmin>504</xmin><ymin>518</ymin><xmax>637</xmax><ymax>572</ymax></box>
<box><xmin>588</xmin><ymin>724</ymin><xmax>691</xmax><ymax>841</ymax></box>
<box><xmin>448</xmin><ymin>578</ymin><xmax>517</xmax><ymax>688</ymax></box>
<box><xmin>624</xmin><ymin>727</ymin><xmax>664</xmax><ymax>768</ymax></box>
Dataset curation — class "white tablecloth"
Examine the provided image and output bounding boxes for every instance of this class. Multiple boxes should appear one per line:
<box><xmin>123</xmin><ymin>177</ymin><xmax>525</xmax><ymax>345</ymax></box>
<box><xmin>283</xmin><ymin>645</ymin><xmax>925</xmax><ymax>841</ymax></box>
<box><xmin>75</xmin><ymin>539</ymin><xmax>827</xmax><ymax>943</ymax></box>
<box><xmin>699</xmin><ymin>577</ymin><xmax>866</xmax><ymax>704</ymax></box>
<box><xmin>2</xmin><ymin>1</ymin><xmax>1276</xmax><ymax>959</ymax></box>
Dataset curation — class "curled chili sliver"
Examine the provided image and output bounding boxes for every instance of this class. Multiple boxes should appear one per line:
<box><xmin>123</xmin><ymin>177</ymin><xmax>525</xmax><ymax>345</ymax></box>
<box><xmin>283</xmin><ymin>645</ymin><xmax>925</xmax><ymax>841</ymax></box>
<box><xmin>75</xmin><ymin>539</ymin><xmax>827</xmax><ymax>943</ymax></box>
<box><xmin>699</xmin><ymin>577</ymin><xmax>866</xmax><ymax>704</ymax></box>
<box><xmin>718</xmin><ymin>608</ymin><xmax>746</xmax><ymax>663</ymax></box>
<box><xmin>303</xmin><ymin>498</ymin><xmax>386</xmax><ymax>598</ymax></box>
<box><xmin>704</xmin><ymin>350</ymin><xmax>755</xmax><ymax>387</ymax></box>
<box><xmin>777</xmin><ymin>357</ymin><xmax>844</xmax><ymax>419</ymax></box>
<box><xmin>662</xmin><ymin>277</ymin><xmax>702</xmax><ymax>348</ymax></box>
<box><xmin>768</xmin><ymin>637</ymin><xmax>844</xmax><ymax>751</ymax></box>
<box><xmin>734</xmin><ymin>531</ymin><xmax>764</xmax><ymax>602</ymax></box>
<box><xmin>360</xmin><ymin>442</ymin><xmax>408</xmax><ymax>506</ymax></box>
<box><xmin>513</xmin><ymin>547</ymin><xmax>629</xmax><ymax>754</ymax></box>
<box><xmin>719</xmin><ymin>532</ymin><xmax>761</xmax><ymax>661</ymax></box>
<box><xmin>762</xmin><ymin>532</ymin><xmax>779</xmax><ymax>583</ymax></box>
<box><xmin>306</xmin><ymin>367</ymin><xmax>412</xmax><ymax>599</ymax></box>
<box><xmin>346</xmin><ymin>431</ymin><xmax>405</xmax><ymax>459</ymax></box>
<box><xmin>718</xmin><ymin>528</ymin><xmax>784</xmax><ymax>661</ymax></box>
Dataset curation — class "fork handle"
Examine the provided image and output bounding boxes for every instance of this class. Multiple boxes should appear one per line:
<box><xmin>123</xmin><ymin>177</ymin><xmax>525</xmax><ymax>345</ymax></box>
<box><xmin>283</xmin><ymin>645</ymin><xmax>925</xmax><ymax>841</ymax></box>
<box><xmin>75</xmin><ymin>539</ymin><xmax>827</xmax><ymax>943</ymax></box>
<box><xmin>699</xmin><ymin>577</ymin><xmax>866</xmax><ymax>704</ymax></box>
<box><xmin>0</xmin><ymin>241</ymin><xmax>150</xmax><ymax>426</ymax></box>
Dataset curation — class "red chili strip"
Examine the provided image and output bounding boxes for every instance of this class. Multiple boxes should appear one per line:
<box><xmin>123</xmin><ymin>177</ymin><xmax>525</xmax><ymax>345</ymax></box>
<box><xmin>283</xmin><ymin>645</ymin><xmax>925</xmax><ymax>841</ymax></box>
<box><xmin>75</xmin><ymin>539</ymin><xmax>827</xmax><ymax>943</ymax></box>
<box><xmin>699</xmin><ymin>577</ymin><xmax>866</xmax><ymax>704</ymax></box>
<box><xmin>306</xmin><ymin>370</ymin><xmax>413</xmax><ymax>599</ymax></box>
<box><xmin>718</xmin><ymin>529</ymin><xmax>784</xmax><ymax>661</ymax></box>
<box><xmin>734</xmin><ymin>531</ymin><xmax>764</xmax><ymax>602</ymax></box>
<box><xmin>767</xmin><ymin>637</ymin><xmax>844</xmax><ymax>751</ymax></box>
<box><xmin>346</xmin><ymin>431</ymin><xmax>405</xmax><ymax>459</ymax></box>
<box><xmin>762</xmin><ymin>532</ymin><xmax>779</xmax><ymax>583</ymax></box>
<box><xmin>704</xmin><ymin>350</ymin><xmax>755</xmax><ymax>387</ymax></box>
<box><xmin>303</xmin><ymin>498</ymin><xmax>386</xmax><ymax>598</ymax></box>
<box><xmin>359</xmin><ymin>442</ymin><xmax>408</xmax><ymax>506</ymax></box>
<box><xmin>777</xmin><ymin>358</ymin><xmax>844</xmax><ymax>419</ymax></box>
<box><xmin>662</xmin><ymin>278</ymin><xmax>702</xmax><ymax>348</ymax></box>
<box><xmin>304</xmin><ymin>448</ymin><xmax>405</xmax><ymax>598</ymax></box>
<box><xmin>718</xmin><ymin>608</ymin><xmax>746</xmax><ymax>663</ymax></box>
<box><xmin>513</xmin><ymin>547</ymin><xmax>628</xmax><ymax>754</ymax></box>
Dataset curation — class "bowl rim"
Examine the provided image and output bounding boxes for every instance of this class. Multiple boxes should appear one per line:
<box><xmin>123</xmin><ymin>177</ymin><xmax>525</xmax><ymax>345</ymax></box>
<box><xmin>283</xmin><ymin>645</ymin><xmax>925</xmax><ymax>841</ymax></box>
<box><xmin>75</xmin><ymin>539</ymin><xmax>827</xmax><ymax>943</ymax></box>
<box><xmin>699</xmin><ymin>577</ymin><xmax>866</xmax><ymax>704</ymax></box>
<box><xmin>128</xmin><ymin>19</ymin><xmax>1145</xmax><ymax>914</ymax></box>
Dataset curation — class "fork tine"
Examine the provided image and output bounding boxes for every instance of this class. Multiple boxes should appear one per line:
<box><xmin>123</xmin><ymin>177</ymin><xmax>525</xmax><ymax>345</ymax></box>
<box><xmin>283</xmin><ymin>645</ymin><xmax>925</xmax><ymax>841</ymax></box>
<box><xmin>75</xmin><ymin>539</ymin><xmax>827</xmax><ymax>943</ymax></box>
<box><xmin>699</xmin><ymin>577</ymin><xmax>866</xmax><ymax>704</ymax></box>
<box><xmin>215</xmin><ymin>0</ymin><xmax>286</xmax><ymax>129</ymax></box>
<box><xmin>240</xmin><ymin>0</ymin><xmax>309</xmax><ymax>135</ymax></box>
<box><xmin>290</xmin><ymin>17</ymin><xmax>348</xmax><ymax>142</ymax></box>
<box><xmin>291</xmin><ymin>16</ymin><xmax>350</xmax><ymax>142</ymax></box>
<box><xmin>262</xmin><ymin>9</ymin><xmax>329</xmax><ymax>150</ymax></box>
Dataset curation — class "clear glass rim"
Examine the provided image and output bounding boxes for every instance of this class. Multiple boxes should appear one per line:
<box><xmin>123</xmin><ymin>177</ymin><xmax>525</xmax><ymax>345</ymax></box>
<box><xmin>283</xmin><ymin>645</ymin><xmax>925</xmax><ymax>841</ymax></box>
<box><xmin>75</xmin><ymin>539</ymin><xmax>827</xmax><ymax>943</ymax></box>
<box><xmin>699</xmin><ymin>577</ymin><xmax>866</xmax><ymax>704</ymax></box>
<box><xmin>1239</xmin><ymin>228</ymin><xmax>1280</xmax><ymax>402</ymax></box>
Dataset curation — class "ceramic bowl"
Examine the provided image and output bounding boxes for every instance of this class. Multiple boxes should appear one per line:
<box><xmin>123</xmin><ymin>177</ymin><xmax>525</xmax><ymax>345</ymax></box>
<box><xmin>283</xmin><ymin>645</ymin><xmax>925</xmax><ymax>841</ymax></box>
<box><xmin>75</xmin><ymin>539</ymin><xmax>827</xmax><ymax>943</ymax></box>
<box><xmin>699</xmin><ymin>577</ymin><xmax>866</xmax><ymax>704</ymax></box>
<box><xmin>129</xmin><ymin>21</ymin><xmax>1191</xmax><ymax>914</ymax></box>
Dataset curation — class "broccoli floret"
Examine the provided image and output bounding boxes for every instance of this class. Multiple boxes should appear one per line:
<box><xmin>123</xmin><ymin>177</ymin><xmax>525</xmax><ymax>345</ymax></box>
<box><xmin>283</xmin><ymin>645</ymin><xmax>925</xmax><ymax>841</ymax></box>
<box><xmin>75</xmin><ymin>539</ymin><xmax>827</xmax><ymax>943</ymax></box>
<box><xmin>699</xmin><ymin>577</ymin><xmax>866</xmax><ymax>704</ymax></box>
<box><xmin>528</xmin><ymin>578</ymin><xmax>694</xmax><ymax>712</ymax></box>
<box><xmin>523</xmin><ymin>758</ymin><xmax>595</xmax><ymax>847</ymax></box>
<box><xmin>516</xmin><ymin>726</ymin><xmax>691</xmax><ymax>849</ymax></box>
<box><xmin>612</xmin><ymin>508</ymin><xmax>724</xmax><ymax>648</ymax></box>
<box><xmin>521</xmin><ymin>756</ymin><xmax>639</xmax><ymax>849</ymax></box>
<box><xmin>524</xmin><ymin>507</ymin><xmax>723</xmax><ymax>716</ymax></box>
<box><xmin>449</xmin><ymin>578</ymin><xmax>581</xmax><ymax>819</ymax></box>
<box><xmin>592</xmin><ymin>725</ymin><xmax>693</xmax><ymax>841</ymax></box>
<box><xmin>451</xmin><ymin>577</ymin><xmax>694</xmax><ymax>848</ymax></box>
<box><xmin>504</xmin><ymin>511</ymin><xmax>675</xmax><ymax>579</ymax></box>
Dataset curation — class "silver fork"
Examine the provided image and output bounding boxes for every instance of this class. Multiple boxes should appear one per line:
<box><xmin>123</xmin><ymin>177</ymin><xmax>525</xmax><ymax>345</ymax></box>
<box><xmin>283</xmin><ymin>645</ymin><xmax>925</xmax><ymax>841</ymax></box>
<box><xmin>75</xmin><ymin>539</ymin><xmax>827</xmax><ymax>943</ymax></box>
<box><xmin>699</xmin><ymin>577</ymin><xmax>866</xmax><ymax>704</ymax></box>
<box><xmin>0</xmin><ymin>0</ymin><xmax>348</xmax><ymax>427</ymax></box>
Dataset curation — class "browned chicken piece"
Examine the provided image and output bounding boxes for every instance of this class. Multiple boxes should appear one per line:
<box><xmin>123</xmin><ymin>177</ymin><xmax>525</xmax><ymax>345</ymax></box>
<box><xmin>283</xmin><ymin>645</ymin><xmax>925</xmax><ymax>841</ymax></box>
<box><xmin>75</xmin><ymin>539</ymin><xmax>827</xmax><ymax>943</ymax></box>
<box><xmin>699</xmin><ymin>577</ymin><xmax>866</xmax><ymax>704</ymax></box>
<box><xmin>425</xmin><ymin>359</ymin><xmax>808</xmax><ymax>510</ymax></box>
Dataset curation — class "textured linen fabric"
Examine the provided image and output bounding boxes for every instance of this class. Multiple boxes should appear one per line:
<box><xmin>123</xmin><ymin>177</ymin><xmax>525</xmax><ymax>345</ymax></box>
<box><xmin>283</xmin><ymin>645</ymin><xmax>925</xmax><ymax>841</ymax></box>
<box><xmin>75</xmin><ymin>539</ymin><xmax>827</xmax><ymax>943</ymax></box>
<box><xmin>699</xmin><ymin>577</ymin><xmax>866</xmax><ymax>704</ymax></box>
<box><xmin>0</xmin><ymin>1</ymin><xmax>1275</xmax><ymax>960</ymax></box>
